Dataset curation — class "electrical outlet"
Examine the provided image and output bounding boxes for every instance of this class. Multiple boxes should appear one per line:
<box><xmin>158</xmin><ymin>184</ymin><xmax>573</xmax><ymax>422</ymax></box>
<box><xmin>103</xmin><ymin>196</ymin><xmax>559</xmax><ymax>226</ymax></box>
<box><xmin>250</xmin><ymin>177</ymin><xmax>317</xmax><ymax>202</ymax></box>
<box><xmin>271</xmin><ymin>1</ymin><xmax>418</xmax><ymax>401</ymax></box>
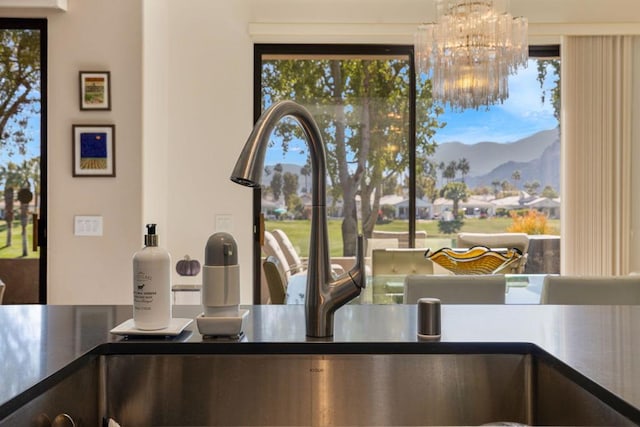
<box><xmin>74</xmin><ymin>215</ymin><xmax>103</xmax><ymax>236</ymax></box>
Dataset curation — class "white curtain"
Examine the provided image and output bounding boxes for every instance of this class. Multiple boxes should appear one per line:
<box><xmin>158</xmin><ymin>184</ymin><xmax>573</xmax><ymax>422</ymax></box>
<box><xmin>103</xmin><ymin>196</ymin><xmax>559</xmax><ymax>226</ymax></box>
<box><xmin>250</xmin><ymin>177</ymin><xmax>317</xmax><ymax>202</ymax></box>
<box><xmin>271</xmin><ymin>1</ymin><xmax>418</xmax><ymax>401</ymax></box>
<box><xmin>562</xmin><ymin>36</ymin><xmax>634</xmax><ymax>275</ymax></box>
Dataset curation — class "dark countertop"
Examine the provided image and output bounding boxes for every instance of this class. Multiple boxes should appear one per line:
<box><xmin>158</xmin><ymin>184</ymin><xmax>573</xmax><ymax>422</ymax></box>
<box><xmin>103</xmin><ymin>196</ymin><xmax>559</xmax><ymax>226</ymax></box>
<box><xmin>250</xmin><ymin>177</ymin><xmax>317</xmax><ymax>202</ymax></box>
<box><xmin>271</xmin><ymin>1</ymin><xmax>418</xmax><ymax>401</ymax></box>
<box><xmin>2</xmin><ymin>304</ymin><xmax>640</xmax><ymax>421</ymax></box>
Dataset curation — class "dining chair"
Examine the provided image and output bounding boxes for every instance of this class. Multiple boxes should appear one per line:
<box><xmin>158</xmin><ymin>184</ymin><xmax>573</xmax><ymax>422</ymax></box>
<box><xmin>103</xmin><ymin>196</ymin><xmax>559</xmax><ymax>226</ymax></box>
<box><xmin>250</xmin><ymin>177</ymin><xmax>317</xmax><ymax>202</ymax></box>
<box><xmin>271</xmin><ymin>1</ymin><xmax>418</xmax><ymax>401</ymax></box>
<box><xmin>365</xmin><ymin>237</ymin><xmax>399</xmax><ymax>258</ymax></box>
<box><xmin>262</xmin><ymin>256</ymin><xmax>287</xmax><ymax>304</ymax></box>
<box><xmin>403</xmin><ymin>274</ymin><xmax>506</xmax><ymax>304</ymax></box>
<box><xmin>372</xmin><ymin>230</ymin><xmax>427</xmax><ymax>248</ymax></box>
<box><xmin>540</xmin><ymin>275</ymin><xmax>640</xmax><ymax>304</ymax></box>
<box><xmin>372</xmin><ymin>248</ymin><xmax>434</xmax><ymax>303</ymax></box>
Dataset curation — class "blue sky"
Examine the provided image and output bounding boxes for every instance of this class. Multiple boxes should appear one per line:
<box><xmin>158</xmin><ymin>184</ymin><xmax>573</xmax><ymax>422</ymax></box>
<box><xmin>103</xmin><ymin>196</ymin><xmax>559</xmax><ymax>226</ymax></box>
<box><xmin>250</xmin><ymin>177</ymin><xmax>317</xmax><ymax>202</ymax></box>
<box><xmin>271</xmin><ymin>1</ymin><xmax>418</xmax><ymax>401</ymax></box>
<box><xmin>0</xmin><ymin>115</ymin><xmax>41</xmax><ymax>166</ymax></box>
<box><xmin>265</xmin><ymin>58</ymin><xmax>559</xmax><ymax>166</ymax></box>
<box><xmin>435</xmin><ymin>60</ymin><xmax>558</xmax><ymax>144</ymax></box>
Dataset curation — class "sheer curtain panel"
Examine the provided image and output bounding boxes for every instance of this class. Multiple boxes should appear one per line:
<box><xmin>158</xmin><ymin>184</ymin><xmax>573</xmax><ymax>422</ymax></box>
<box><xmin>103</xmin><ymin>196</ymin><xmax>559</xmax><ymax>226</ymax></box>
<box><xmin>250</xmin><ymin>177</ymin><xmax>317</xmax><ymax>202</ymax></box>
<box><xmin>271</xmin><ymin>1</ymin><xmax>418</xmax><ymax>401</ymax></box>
<box><xmin>562</xmin><ymin>36</ymin><xmax>633</xmax><ymax>275</ymax></box>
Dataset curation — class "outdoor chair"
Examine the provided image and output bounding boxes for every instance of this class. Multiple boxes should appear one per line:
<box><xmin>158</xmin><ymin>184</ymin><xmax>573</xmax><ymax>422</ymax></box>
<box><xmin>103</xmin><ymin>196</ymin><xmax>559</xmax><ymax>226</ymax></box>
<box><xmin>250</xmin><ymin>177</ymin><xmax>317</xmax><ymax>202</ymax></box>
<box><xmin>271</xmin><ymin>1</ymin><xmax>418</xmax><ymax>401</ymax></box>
<box><xmin>540</xmin><ymin>275</ymin><xmax>640</xmax><ymax>304</ymax></box>
<box><xmin>262</xmin><ymin>256</ymin><xmax>287</xmax><ymax>304</ymax></box>
<box><xmin>262</xmin><ymin>230</ymin><xmax>295</xmax><ymax>281</ymax></box>
<box><xmin>0</xmin><ymin>280</ymin><xmax>5</xmax><ymax>304</ymax></box>
<box><xmin>270</xmin><ymin>229</ymin><xmax>346</xmax><ymax>278</ymax></box>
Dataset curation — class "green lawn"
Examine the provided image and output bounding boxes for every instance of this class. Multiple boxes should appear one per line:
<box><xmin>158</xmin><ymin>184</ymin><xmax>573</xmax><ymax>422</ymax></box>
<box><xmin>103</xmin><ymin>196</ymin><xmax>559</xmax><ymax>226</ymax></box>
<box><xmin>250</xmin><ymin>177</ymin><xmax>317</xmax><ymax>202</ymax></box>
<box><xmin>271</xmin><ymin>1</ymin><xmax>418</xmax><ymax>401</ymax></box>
<box><xmin>266</xmin><ymin>217</ymin><xmax>560</xmax><ymax>257</ymax></box>
<box><xmin>0</xmin><ymin>221</ymin><xmax>39</xmax><ymax>259</ymax></box>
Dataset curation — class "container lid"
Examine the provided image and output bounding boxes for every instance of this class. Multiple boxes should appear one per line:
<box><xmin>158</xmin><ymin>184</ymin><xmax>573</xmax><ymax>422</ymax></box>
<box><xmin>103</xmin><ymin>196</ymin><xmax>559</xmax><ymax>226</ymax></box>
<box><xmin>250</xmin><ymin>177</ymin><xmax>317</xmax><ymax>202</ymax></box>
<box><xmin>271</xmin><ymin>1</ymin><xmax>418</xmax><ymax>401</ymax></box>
<box><xmin>204</xmin><ymin>232</ymin><xmax>238</xmax><ymax>266</ymax></box>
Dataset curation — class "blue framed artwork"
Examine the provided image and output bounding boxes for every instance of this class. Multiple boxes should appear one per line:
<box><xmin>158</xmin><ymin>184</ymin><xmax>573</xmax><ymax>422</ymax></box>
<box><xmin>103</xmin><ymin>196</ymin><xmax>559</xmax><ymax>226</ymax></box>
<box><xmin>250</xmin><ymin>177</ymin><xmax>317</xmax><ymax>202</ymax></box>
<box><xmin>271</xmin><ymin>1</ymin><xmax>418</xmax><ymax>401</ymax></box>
<box><xmin>72</xmin><ymin>124</ymin><xmax>115</xmax><ymax>177</ymax></box>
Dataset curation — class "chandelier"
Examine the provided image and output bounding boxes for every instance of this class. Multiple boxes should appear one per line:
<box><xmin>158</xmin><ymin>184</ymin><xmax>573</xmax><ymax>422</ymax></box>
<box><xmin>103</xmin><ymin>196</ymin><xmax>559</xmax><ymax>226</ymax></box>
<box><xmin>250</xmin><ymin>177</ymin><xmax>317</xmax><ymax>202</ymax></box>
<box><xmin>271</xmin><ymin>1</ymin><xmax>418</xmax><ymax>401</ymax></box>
<box><xmin>415</xmin><ymin>0</ymin><xmax>528</xmax><ymax>110</ymax></box>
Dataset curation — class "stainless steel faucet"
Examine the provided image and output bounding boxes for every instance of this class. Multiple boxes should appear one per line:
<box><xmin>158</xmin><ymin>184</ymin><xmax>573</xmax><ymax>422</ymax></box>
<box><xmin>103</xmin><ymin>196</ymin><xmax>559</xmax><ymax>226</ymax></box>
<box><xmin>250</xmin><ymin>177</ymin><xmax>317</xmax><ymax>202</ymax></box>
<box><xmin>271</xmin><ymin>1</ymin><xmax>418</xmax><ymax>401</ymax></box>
<box><xmin>231</xmin><ymin>100</ymin><xmax>366</xmax><ymax>338</ymax></box>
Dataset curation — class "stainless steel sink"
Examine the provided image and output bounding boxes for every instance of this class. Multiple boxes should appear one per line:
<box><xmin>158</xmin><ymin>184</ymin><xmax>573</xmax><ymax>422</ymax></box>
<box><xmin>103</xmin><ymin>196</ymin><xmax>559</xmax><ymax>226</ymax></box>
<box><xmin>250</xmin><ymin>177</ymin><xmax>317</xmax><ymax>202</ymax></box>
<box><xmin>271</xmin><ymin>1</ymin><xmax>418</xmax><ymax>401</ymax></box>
<box><xmin>1</xmin><ymin>344</ymin><xmax>638</xmax><ymax>426</ymax></box>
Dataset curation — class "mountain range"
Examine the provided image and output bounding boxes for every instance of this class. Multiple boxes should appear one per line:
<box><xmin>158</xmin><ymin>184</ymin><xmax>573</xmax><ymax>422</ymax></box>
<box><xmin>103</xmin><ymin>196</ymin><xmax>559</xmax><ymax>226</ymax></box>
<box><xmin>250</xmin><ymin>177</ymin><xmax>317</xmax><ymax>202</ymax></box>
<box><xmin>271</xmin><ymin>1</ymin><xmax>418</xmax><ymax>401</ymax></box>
<box><xmin>433</xmin><ymin>127</ymin><xmax>560</xmax><ymax>191</ymax></box>
<box><xmin>265</xmin><ymin>127</ymin><xmax>561</xmax><ymax>194</ymax></box>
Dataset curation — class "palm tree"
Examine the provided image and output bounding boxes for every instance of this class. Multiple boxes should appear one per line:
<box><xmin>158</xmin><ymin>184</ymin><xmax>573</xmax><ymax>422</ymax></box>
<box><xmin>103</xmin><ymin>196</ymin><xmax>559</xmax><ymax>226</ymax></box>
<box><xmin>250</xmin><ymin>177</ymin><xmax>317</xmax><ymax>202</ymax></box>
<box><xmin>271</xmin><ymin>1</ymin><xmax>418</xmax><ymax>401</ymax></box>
<box><xmin>442</xmin><ymin>161</ymin><xmax>457</xmax><ymax>183</ymax></box>
<box><xmin>17</xmin><ymin>186</ymin><xmax>33</xmax><ymax>257</ymax></box>
<box><xmin>491</xmin><ymin>179</ymin><xmax>501</xmax><ymax>198</ymax></box>
<box><xmin>511</xmin><ymin>170</ymin><xmax>522</xmax><ymax>190</ymax></box>
<box><xmin>3</xmin><ymin>187</ymin><xmax>13</xmax><ymax>247</ymax></box>
<box><xmin>501</xmin><ymin>179</ymin><xmax>511</xmax><ymax>195</ymax></box>
<box><xmin>457</xmin><ymin>158</ymin><xmax>470</xmax><ymax>183</ymax></box>
<box><xmin>0</xmin><ymin>163</ymin><xmax>23</xmax><ymax>247</ymax></box>
<box><xmin>300</xmin><ymin>159</ymin><xmax>311</xmax><ymax>194</ymax></box>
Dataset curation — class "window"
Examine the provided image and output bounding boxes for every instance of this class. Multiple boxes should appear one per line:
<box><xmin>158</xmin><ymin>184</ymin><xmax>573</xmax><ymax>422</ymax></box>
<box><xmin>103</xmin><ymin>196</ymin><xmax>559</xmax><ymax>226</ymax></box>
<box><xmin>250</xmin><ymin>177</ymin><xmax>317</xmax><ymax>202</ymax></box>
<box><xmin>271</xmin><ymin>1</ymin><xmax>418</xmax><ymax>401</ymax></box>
<box><xmin>255</xmin><ymin>44</ymin><xmax>560</xmax><ymax>302</ymax></box>
<box><xmin>255</xmin><ymin>45</ymin><xmax>419</xmax><ymax>268</ymax></box>
<box><xmin>0</xmin><ymin>19</ymin><xmax>47</xmax><ymax>303</ymax></box>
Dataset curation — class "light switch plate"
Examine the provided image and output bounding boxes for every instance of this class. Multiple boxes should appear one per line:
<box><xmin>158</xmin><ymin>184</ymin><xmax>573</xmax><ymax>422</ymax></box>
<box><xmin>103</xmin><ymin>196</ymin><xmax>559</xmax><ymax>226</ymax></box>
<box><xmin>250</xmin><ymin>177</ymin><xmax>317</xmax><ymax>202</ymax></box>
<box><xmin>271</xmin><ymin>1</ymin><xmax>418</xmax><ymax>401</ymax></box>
<box><xmin>74</xmin><ymin>215</ymin><xmax>103</xmax><ymax>236</ymax></box>
<box><xmin>215</xmin><ymin>214</ymin><xmax>233</xmax><ymax>232</ymax></box>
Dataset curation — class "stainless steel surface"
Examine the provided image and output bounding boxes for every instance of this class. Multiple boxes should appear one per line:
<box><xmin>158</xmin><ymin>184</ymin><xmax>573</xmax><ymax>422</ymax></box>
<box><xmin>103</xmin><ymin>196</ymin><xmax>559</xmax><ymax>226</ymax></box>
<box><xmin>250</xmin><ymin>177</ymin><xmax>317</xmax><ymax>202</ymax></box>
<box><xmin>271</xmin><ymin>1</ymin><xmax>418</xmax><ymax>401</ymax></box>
<box><xmin>231</xmin><ymin>100</ymin><xmax>365</xmax><ymax>337</ymax></box>
<box><xmin>0</xmin><ymin>357</ymin><xmax>99</xmax><ymax>427</ymax></box>
<box><xmin>7</xmin><ymin>352</ymin><xmax>634</xmax><ymax>426</ymax></box>
<box><xmin>4</xmin><ymin>305</ymin><xmax>640</xmax><ymax>425</ymax></box>
<box><xmin>417</xmin><ymin>297</ymin><xmax>441</xmax><ymax>338</ymax></box>
<box><xmin>51</xmin><ymin>413</ymin><xmax>75</xmax><ymax>427</ymax></box>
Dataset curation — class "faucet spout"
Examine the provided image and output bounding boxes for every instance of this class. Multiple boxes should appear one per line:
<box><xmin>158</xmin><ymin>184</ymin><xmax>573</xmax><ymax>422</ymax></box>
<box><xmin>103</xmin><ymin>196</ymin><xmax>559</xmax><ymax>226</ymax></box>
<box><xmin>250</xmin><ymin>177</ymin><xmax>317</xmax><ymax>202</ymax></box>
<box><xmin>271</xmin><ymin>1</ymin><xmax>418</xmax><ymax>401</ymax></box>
<box><xmin>231</xmin><ymin>100</ymin><xmax>365</xmax><ymax>338</ymax></box>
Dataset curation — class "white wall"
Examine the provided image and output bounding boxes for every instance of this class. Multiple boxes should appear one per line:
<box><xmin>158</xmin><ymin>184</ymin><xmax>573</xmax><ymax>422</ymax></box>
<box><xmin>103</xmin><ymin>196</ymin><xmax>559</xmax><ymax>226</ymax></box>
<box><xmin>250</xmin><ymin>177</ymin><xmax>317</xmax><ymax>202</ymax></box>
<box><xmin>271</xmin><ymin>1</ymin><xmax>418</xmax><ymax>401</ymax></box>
<box><xmin>156</xmin><ymin>1</ymin><xmax>255</xmax><ymax>302</ymax></box>
<box><xmin>2</xmin><ymin>0</ymin><xmax>639</xmax><ymax>304</ymax></box>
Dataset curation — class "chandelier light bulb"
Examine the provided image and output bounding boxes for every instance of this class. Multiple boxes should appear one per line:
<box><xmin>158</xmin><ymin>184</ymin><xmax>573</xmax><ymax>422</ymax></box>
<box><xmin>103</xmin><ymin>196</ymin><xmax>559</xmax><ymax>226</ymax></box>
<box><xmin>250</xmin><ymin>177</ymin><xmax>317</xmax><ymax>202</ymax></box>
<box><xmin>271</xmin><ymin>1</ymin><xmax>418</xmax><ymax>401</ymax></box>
<box><xmin>415</xmin><ymin>0</ymin><xmax>528</xmax><ymax>110</ymax></box>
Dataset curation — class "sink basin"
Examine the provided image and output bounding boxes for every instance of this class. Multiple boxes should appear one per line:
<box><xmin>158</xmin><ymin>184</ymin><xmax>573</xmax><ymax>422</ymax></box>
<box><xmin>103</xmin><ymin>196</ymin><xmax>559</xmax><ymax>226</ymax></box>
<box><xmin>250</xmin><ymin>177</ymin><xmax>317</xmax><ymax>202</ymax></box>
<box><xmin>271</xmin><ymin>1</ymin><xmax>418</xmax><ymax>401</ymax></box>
<box><xmin>1</xmin><ymin>343</ymin><xmax>638</xmax><ymax>426</ymax></box>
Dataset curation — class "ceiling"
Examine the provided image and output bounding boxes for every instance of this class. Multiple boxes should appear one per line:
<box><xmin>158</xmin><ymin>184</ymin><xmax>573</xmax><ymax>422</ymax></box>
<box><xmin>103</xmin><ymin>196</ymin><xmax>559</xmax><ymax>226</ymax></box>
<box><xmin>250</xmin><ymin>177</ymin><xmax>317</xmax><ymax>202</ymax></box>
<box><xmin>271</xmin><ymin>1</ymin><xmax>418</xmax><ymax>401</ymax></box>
<box><xmin>247</xmin><ymin>0</ymin><xmax>640</xmax><ymax>25</ymax></box>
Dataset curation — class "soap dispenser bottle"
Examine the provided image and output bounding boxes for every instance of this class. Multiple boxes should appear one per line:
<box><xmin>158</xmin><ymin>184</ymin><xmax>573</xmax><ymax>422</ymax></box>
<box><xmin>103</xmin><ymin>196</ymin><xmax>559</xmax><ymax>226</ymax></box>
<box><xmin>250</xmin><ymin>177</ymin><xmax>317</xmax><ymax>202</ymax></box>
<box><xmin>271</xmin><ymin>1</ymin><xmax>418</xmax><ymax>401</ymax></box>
<box><xmin>132</xmin><ymin>224</ymin><xmax>172</xmax><ymax>330</ymax></box>
<box><xmin>202</xmin><ymin>232</ymin><xmax>240</xmax><ymax>317</ymax></box>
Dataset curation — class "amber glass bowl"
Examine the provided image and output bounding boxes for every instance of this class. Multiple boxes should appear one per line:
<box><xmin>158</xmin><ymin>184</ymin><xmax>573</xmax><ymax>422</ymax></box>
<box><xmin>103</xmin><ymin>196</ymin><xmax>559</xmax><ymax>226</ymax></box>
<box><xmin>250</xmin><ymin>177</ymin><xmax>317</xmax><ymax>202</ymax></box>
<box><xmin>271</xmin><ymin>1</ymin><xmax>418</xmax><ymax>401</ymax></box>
<box><xmin>425</xmin><ymin>246</ymin><xmax>523</xmax><ymax>275</ymax></box>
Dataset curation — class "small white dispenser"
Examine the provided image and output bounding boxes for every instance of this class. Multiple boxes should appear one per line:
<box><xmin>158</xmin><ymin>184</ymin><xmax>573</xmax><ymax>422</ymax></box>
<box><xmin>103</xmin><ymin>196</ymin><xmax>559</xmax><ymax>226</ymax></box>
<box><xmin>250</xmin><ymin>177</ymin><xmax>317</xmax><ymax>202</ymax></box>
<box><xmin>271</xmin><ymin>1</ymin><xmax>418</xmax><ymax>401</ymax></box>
<box><xmin>196</xmin><ymin>232</ymin><xmax>248</xmax><ymax>337</ymax></box>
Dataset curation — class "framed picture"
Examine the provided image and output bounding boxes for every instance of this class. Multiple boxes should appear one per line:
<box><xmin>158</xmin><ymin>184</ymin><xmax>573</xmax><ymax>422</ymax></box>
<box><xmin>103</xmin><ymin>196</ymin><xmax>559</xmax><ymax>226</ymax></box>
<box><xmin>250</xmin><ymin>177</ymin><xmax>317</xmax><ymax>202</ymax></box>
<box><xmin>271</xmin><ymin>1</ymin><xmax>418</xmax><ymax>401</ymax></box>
<box><xmin>72</xmin><ymin>124</ymin><xmax>115</xmax><ymax>177</ymax></box>
<box><xmin>79</xmin><ymin>71</ymin><xmax>111</xmax><ymax>110</ymax></box>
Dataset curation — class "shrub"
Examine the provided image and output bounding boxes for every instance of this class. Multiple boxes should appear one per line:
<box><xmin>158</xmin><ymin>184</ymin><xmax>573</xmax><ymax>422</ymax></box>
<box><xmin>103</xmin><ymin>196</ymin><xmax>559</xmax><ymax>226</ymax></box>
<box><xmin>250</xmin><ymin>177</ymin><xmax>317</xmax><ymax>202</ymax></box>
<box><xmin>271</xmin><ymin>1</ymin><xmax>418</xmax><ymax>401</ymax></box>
<box><xmin>507</xmin><ymin>210</ymin><xmax>553</xmax><ymax>235</ymax></box>
<box><xmin>380</xmin><ymin>204</ymin><xmax>396</xmax><ymax>219</ymax></box>
<box><xmin>438</xmin><ymin>218</ymin><xmax>464</xmax><ymax>235</ymax></box>
<box><xmin>495</xmin><ymin>208</ymin><xmax>509</xmax><ymax>217</ymax></box>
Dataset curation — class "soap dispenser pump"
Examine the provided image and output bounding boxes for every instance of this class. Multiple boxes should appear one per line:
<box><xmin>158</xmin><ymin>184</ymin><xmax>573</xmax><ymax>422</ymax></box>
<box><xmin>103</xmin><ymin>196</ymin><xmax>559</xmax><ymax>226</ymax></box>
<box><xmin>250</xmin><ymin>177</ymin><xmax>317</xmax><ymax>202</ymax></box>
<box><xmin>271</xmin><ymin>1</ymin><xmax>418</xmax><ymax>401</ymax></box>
<box><xmin>132</xmin><ymin>224</ymin><xmax>172</xmax><ymax>330</ymax></box>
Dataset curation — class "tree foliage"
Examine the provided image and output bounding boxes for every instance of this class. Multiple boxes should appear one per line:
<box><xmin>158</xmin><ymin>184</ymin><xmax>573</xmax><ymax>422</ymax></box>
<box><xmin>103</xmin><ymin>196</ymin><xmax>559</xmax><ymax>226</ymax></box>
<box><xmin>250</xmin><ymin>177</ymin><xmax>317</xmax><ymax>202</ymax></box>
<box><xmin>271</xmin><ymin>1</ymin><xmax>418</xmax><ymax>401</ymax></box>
<box><xmin>270</xmin><ymin>173</ymin><xmax>282</xmax><ymax>201</ymax></box>
<box><xmin>261</xmin><ymin>56</ymin><xmax>443</xmax><ymax>255</ymax></box>
<box><xmin>0</xmin><ymin>29</ymin><xmax>41</xmax><ymax>157</ymax></box>
<box><xmin>0</xmin><ymin>159</ymin><xmax>37</xmax><ymax>248</ymax></box>
<box><xmin>282</xmin><ymin>172</ymin><xmax>299</xmax><ymax>208</ymax></box>
<box><xmin>537</xmin><ymin>59</ymin><xmax>561</xmax><ymax>125</ymax></box>
<box><xmin>440</xmin><ymin>181</ymin><xmax>470</xmax><ymax>219</ymax></box>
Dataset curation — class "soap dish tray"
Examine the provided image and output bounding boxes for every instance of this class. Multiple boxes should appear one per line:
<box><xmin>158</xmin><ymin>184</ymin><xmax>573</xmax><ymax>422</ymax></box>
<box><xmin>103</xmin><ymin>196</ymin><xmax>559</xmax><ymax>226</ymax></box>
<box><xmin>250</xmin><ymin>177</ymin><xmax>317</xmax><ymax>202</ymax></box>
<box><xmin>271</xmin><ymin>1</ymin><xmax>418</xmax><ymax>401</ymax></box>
<box><xmin>197</xmin><ymin>309</ymin><xmax>249</xmax><ymax>337</ymax></box>
<box><xmin>110</xmin><ymin>318</ymin><xmax>193</xmax><ymax>337</ymax></box>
